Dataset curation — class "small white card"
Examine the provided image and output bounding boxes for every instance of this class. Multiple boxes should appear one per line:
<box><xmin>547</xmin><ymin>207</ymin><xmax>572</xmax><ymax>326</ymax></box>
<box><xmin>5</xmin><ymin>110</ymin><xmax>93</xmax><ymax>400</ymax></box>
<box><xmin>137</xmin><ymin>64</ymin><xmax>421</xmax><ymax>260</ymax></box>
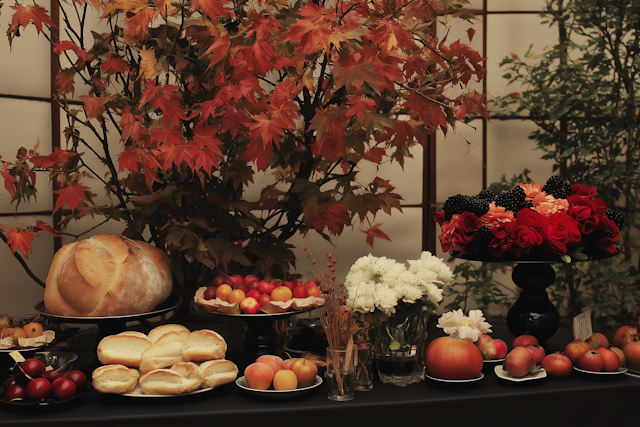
<box><xmin>9</xmin><ymin>350</ymin><xmax>25</xmax><ymax>363</ymax></box>
<box><xmin>572</xmin><ymin>309</ymin><xmax>593</xmax><ymax>340</ymax></box>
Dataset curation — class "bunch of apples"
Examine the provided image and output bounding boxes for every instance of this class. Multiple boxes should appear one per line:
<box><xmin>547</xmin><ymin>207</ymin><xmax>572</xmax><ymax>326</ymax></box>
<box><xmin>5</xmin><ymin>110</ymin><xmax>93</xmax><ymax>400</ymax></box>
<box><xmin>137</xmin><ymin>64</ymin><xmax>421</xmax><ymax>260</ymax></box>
<box><xmin>3</xmin><ymin>358</ymin><xmax>87</xmax><ymax>402</ymax></box>
<box><xmin>243</xmin><ymin>355</ymin><xmax>319</xmax><ymax>391</ymax></box>
<box><xmin>0</xmin><ymin>314</ymin><xmax>46</xmax><ymax>347</ymax></box>
<box><xmin>202</xmin><ymin>274</ymin><xmax>321</xmax><ymax>314</ymax></box>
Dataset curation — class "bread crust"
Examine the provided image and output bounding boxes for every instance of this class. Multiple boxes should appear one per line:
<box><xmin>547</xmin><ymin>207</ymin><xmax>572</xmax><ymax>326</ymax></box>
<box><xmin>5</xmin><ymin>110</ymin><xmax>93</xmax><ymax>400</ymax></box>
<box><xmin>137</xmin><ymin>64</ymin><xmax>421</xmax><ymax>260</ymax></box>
<box><xmin>44</xmin><ymin>234</ymin><xmax>172</xmax><ymax>317</ymax></box>
<box><xmin>183</xmin><ymin>329</ymin><xmax>227</xmax><ymax>362</ymax></box>
<box><xmin>199</xmin><ymin>359</ymin><xmax>238</xmax><ymax>388</ymax></box>
<box><xmin>139</xmin><ymin>340</ymin><xmax>185</xmax><ymax>374</ymax></box>
<box><xmin>170</xmin><ymin>362</ymin><xmax>204</xmax><ymax>392</ymax></box>
<box><xmin>139</xmin><ymin>369</ymin><xmax>185</xmax><ymax>395</ymax></box>
<box><xmin>97</xmin><ymin>334</ymin><xmax>152</xmax><ymax>368</ymax></box>
<box><xmin>148</xmin><ymin>324</ymin><xmax>190</xmax><ymax>344</ymax></box>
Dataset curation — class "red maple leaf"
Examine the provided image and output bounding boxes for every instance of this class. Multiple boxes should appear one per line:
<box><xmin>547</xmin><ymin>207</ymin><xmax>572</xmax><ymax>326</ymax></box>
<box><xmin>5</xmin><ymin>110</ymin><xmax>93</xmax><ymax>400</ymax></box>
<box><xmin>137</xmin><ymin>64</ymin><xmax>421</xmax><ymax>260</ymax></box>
<box><xmin>249</xmin><ymin>113</ymin><xmax>286</xmax><ymax>146</ymax></box>
<box><xmin>7</xmin><ymin>228</ymin><xmax>35</xmax><ymax>257</ymax></box>
<box><xmin>204</xmin><ymin>34</ymin><xmax>231</xmax><ymax>69</ymax></box>
<box><xmin>346</xmin><ymin>96</ymin><xmax>376</xmax><ymax>123</ymax></box>
<box><xmin>118</xmin><ymin>147</ymin><xmax>142</xmax><ymax>172</ymax></box>
<box><xmin>1</xmin><ymin>162</ymin><xmax>17</xmax><ymax>197</ymax></box>
<box><xmin>35</xmin><ymin>219</ymin><xmax>61</xmax><ymax>237</ymax></box>
<box><xmin>56</xmin><ymin>68</ymin><xmax>76</xmax><ymax>95</ymax></box>
<box><xmin>53</xmin><ymin>182</ymin><xmax>90</xmax><ymax>213</ymax></box>
<box><xmin>80</xmin><ymin>95</ymin><xmax>110</xmax><ymax>121</ymax></box>
<box><xmin>363</xmin><ymin>223</ymin><xmax>390</xmax><ymax>247</ymax></box>
<box><xmin>30</xmin><ymin>148</ymin><xmax>77</xmax><ymax>169</ymax></box>
<box><xmin>310</xmin><ymin>107</ymin><xmax>348</xmax><ymax>160</ymax></box>
<box><xmin>8</xmin><ymin>4</ymin><xmax>55</xmax><ymax>46</ymax></box>
<box><xmin>101</xmin><ymin>55</ymin><xmax>131</xmax><ymax>75</ymax></box>
<box><xmin>306</xmin><ymin>203</ymin><xmax>351</xmax><ymax>236</ymax></box>
<box><xmin>192</xmin><ymin>0</ymin><xmax>230</xmax><ymax>21</ymax></box>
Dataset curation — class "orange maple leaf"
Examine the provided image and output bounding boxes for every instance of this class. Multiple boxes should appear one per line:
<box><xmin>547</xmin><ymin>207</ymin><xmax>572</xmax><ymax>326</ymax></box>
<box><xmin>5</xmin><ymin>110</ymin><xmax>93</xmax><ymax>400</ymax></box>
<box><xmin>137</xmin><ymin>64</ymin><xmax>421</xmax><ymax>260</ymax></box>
<box><xmin>53</xmin><ymin>182</ymin><xmax>91</xmax><ymax>213</ymax></box>
<box><xmin>363</xmin><ymin>224</ymin><xmax>390</xmax><ymax>247</ymax></box>
<box><xmin>1</xmin><ymin>162</ymin><xmax>17</xmax><ymax>197</ymax></box>
<box><xmin>7</xmin><ymin>228</ymin><xmax>36</xmax><ymax>258</ymax></box>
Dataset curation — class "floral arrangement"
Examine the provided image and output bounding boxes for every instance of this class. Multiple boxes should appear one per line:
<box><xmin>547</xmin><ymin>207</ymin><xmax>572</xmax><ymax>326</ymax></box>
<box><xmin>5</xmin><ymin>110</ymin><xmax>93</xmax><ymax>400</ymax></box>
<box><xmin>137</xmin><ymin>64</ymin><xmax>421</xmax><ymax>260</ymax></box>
<box><xmin>436</xmin><ymin>309</ymin><xmax>492</xmax><ymax>342</ymax></box>
<box><xmin>344</xmin><ymin>251</ymin><xmax>453</xmax><ymax>317</ymax></box>
<box><xmin>434</xmin><ymin>176</ymin><xmax>622</xmax><ymax>261</ymax></box>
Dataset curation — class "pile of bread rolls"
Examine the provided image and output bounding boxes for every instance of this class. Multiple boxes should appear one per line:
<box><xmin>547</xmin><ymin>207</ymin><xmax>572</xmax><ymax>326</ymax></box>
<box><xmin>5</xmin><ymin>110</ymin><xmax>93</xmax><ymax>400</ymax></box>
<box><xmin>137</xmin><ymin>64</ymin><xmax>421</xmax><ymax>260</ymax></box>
<box><xmin>92</xmin><ymin>324</ymin><xmax>238</xmax><ymax>395</ymax></box>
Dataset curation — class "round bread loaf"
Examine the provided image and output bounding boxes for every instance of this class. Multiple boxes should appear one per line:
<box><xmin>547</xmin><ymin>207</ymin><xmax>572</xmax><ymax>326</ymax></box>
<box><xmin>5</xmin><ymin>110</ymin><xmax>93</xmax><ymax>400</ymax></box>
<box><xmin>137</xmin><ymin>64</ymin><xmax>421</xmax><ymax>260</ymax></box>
<box><xmin>44</xmin><ymin>234</ymin><xmax>173</xmax><ymax>317</ymax></box>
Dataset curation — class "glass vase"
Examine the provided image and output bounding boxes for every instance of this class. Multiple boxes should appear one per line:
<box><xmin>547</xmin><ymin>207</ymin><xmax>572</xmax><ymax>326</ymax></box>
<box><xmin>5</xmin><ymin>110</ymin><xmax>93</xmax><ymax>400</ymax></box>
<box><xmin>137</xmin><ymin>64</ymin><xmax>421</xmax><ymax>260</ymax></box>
<box><xmin>354</xmin><ymin>342</ymin><xmax>373</xmax><ymax>391</ymax></box>
<box><xmin>326</xmin><ymin>347</ymin><xmax>356</xmax><ymax>401</ymax></box>
<box><xmin>372</xmin><ymin>303</ymin><xmax>430</xmax><ymax>386</ymax></box>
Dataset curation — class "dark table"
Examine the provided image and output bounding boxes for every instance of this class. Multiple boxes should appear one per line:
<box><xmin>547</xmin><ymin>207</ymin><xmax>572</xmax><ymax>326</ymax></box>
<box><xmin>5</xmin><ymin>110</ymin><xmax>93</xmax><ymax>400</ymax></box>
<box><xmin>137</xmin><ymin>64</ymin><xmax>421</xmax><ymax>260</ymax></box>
<box><xmin>1</xmin><ymin>316</ymin><xmax>637</xmax><ymax>426</ymax></box>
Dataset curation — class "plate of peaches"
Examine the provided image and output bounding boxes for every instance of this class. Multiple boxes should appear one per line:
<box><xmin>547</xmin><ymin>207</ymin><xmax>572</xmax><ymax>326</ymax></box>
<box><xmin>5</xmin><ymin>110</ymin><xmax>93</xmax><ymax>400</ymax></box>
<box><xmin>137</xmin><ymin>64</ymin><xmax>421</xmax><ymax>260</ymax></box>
<box><xmin>194</xmin><ymin>275</ymin><xmax>324</xmax><ymax>316</ymax></box>
<box><xmin>235</xmin><ymin>355</ymin><xmax>322</xmax><ymax>396</ymax></box>
<box><xmin>0</xmin><ymin>315</ymin><xmax>56</xmax><ymax>352</ymax></box>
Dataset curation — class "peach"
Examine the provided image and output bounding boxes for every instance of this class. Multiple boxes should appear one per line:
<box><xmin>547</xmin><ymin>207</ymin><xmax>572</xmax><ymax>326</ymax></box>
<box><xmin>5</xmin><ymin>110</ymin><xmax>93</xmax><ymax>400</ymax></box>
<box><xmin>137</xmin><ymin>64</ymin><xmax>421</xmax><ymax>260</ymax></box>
<box><xmin>290</xmin><ymin>358</ymin><xmax>317</xmax><ymax>387</ymax></box>
<box><xmin>282</xmin><ymin>358</ymin><xmax>298</xmax><ymax>370</ymax></box>
<box><xmin>272</xmin><ymin>369</ymin><xmax>297</xmax><ymax>390</ymax></box>
<box><xmin>23</xmin><ymin>322</ymin><xmax>44</xmax><ymax>338</ymax></box>
<box><xmin>240</xmin><ymin>297</ymin><xmax>261</xmax><ymax>314</ymax></box>
<box><xmin>255</xmin><ymin>355</ymin><xmax>283</xmax><ymax>374</ymax></box>
<box><xmin>244</xmin><ymin>363</ymin><xmax>275</xmax><ymax>390</ymax></box>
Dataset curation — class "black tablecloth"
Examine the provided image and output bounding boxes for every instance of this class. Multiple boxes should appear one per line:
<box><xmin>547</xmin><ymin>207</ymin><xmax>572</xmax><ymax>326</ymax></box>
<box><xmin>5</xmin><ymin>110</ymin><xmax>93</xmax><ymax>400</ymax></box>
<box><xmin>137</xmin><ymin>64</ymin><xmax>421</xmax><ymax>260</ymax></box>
<box><xmin>1</xmin><ymin>317</ymin><xmax>637</xmax><ymax>426</ymax></box>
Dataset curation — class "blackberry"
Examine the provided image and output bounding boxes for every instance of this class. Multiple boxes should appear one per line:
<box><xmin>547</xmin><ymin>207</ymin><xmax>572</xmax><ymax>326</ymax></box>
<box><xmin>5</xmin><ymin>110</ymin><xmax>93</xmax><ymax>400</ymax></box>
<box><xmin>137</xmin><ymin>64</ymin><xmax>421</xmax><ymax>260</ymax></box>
<box><xmin>495</xmin><ymin>186</ymin><xmax>526</xmax><ymax>212</ymax></box>
<box><xmin>542</xmin><ymin>176</ymin><xmax>572</xmax><ymax>199</ymax></box>
<box><xmin>514</xmin><ymin>201</ymin><xmax>534</xmax><ymax>214</ymax></box>
<box><xmin>442</xmin><ymin>194</ymin><xmax>489</xmax><ymax>220</ymax></box>
<box><xmin>605</xmin><ymin>209</ymin><xmax>624</xmax><ymax>228</ymax></box>
<box><xmin>465</xmin><ymin>225</ymin><xmax>493</xmax><ymax>256</ymax></box>
<box><xmin>475</xmin><ymin>189</ymin><xmax>496</xmax><ymax>202</ymax></box>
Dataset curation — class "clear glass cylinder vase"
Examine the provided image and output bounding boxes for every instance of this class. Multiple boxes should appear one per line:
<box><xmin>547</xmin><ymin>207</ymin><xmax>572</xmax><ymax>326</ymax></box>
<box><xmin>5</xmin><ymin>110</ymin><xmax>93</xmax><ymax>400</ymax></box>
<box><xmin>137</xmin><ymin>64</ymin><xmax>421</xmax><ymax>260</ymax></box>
<box><xmin>372</xmin><ymin>304</ymin><xmax>430</xmax><ymax>386</ymax></box>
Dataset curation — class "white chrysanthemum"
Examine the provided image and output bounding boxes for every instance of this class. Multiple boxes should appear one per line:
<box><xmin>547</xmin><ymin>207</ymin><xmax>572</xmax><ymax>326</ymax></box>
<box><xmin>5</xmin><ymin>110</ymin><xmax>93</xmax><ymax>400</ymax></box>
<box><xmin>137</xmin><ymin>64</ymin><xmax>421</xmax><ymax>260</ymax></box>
<box><xmin>344</xmin><ymin>251</ymin><xmax>453</xmax><ymax>315</ymax></box>
<box><xmin>436</xmin><ymin>309</ymin><xmax>492</xmax><ymax>342</ymax></box>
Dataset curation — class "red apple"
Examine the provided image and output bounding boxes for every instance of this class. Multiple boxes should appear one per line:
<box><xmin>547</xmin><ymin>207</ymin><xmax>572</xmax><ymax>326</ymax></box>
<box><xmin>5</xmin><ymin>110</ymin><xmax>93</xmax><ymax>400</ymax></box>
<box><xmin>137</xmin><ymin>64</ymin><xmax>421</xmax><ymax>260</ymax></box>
<box><xmin>64</xmin><ymin>370</ymin><xmax>87</xmax><ymax>389</ymax></box>
<box><xmin>42</xmin><ymin>369</ymin><xmax>63</xmax><ymax>383</ymax></box>
<box><xmin>541</xmin><ymin>352</ymin><xmax>573</xmax><ymax>378</ymax></box>
<box><xmin>245</xmin><ymin>274</ymin><xmax>259</xmax><ymax>285</ymax></box>
<box><xmin>212</xmin><ymin>275</ymin><xmax>227</xmax><ymax>288</ymax></box>
<box><xmin>493</xmin><ymin>339</ymin><xmax>508</xmax><ymax>359</ymax></box>
<box><xmin>20</xmin><ymin>358</ymin><xmax>47</xmax><ymax>379</ymax></box>
<box><xmin>578</xmin><ymin>350</ymin><xmax>604</xmax><ymax>372</ymax></box>
<box><xmin>240</xmin><ymin>297</ymin><xmax>261</xmax><ymax>314</ymax></box>
<box><xmin>564</xmin><ymin>338</ymin><xmax>591</xmax><ymax>364</ymax></box>
<box><xmin>613</xmin><ymin>325</ymin><xmax>638</xmax><ymax>349</ymax></box>
<box><xmin>51</xmin><ymin>378</ymin><xmax>77</xmax><ymax>401</ymax></box>
<box><xmin>525</xmin><ymin>345</ymin><xmax>546</xmax><ymax>366</ymax></box>
<box><xmin>257</xmin><ymin>294</ymin><xmax>272</xmax><ymax>308</ymax></box>
<box><xmin>292</xmin><ymin>285</ymin><xmax>309</xmax><ymax>299</ymax></box>
<box><xmin>586</xmin><ymin>332</ymin><xmax>609</xmax><ymax>350</ymax></box>
<box><xmin>4</xmin><ymin>383</ymin><xmax>27</xmax><ymax>400</ymax></box>
<box><xmin>203</xmin><ymin>286</ymin><xmax>217</xmax><ymax>300</ymax></box>
<box><xmin>257</xmin><ymin>280</ymin><xmax>276</xmax><ymax>295</ymax></box>
<box><xmin>25</xmin><ymin>378</ymin><xmax>52</xmax><ymax>402</ymax></box>
<box><xmin>234</xmin><ymin>283</ymin><xmax>248</xmax><ymax>294</ymax></box>
<box><xmin>232</xmin><ymin>274</ymin><xmax>245</xmax><ymax>285</ymax></box>
<box><xmin>246</xmin><ymin>280</ymin><xmax>260</xmax><ymax>292</ymax></box>
<box><xmin>4</xmin><ymin>376</ymin><xmax>17</xmax><ymax>390</ymax></box>
<box><xmin>513</xmin><ymin>334</ymin><xmax>538</xmax><ymax>348</ymax></box>
<box><xmin>244</xmin><ymin>363</ymin><xmax>275</xmax><ymax>390</ymax></box>
<box><xmin>246</xmin><ymin>289</ymin><xmax>261</xmax><ymax>299</ymax></box>
<box><xmin>281</xmin><ymin>281</ymin><xmax>295</xmax><ymax>291</ymax></box>
<box><xmin>596</xmin><ymin>347</ymin><xmax>621</xmax><ymax>372</ymax></box>
<box><xmin>286</xmin><ymin>277</ymin><xmax>300</xmax><ymax>286</ymax></box>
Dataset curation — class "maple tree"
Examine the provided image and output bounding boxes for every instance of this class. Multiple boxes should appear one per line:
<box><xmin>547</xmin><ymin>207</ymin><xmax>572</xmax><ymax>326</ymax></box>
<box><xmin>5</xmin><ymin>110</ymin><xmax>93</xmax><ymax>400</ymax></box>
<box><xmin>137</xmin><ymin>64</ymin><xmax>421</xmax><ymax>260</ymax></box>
<box><xmin>0</xmin><ymin>0</ymin><xmax>487</xmax><ymax>294</ymax></box>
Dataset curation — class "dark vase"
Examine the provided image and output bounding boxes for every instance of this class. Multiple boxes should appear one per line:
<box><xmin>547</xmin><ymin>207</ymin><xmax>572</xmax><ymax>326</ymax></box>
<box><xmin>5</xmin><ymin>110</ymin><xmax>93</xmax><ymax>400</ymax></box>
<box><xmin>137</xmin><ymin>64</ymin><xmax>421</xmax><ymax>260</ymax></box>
<box><xmin>506</xmin><ymin>262</ymin><xmax>560</xmax><ymax>344</ymax></box>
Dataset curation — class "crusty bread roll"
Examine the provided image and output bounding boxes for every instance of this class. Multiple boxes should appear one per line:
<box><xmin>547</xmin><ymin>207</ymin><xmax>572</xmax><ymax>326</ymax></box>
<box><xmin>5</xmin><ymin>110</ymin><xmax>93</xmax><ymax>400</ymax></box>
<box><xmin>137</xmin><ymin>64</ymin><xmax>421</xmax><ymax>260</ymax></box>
<box><xmin>139</xmin><ymin>340</ymin><xmax>185</xmax><ymax>374</ymax></box>
<box><xmin>171</xmin><ymin>361</ymin><xmax>204</xmax><ymax>392</ymax></box>
<box><xmin>183</xmin><ymin>329</ymin><xmax>227</xmax><ymax>362</ymax></box>
<box><xmin>44</xmin><ymin>234</ymin><xmax>173</xmax><ymax>317</ymax></box>
<box><xmin>199</xmin><ymin>359</ymin><xmax>238</xmax><ymax>388</ymax></box>
<box><xmin>97</xmin><ymin>334</ymin><xmax>152</xmax><ymax>368</ymax></box>
<box><xmin>139</xmin><ymin>369</ymin><xmax>185</xmax><ymax>395</ymax></box>
<box><xmin>154</xmin><ymin>330</ymin><xmax>189</xmax><ymax>345</ymax></box>
<box><xmin>92</xmin><ymin>364</ymin><xmax>139</xmax><ymax>394</ymax></box>
<box><xmin>148</xmin><ymin>324</ymin><xmax>190</xmax><ymax>344</ymax></box>
<box><xmin>117</xmin><ymin>331</ymin><xmax>150</xmax><ymax>339</ymax></box>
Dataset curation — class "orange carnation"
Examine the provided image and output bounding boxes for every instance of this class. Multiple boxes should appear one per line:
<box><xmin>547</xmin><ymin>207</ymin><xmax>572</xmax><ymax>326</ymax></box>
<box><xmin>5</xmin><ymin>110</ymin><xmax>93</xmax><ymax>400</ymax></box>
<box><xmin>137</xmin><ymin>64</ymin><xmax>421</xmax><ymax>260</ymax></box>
<box><xmin>480</xmin><ymin>203</ymin><xmax>515</xmax><ymax>228</ymax></box>
<box><xmin>519</xmin><ymin>183</ymin><xmax>543</xmax><ymax>201</ymax></box>
<box><xmin>532</xmin><ymin>193</ymin><xmax>569</xmax><ymax>217</ymax></box>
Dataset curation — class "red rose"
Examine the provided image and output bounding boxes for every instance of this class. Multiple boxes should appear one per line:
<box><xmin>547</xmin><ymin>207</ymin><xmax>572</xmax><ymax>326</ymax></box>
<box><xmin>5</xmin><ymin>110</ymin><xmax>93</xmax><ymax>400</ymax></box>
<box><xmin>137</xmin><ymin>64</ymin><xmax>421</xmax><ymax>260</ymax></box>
<box><xmin>571</xmin><ymin>184</ymin><xmax>597</xmax><ymax>198</ymax></box>
<box><xmin>509</xmin><ymin>223</ymin><xmax>543</xmax><ymax>257</ymax></box>
<box><xmin>539</xmin><ymin>212</ymin><xmax>582</xmax><ymax>256</ymax></box>
<box><xmin>566</xmin><ymin>195</ymin><xmax>599</xmax><ymax>234</ymax></box>
<box><xmin>437</xmin><ymin>213</ymin><xmax>479</xmax><ymax>253</ymax></box>
<box><xmin>434</xmin><ymin>211</ymin><xmax>446</xmax><ymax>226</ymax></box>
<box><xmin>515</xmin><ymin>208</ymin><xmax>544</xmax><ymax>230</ymax></box>
<box><xmin>488</xmin><ymin>223</ymin><xmax>514</xmax><ymax>257</ymax></box>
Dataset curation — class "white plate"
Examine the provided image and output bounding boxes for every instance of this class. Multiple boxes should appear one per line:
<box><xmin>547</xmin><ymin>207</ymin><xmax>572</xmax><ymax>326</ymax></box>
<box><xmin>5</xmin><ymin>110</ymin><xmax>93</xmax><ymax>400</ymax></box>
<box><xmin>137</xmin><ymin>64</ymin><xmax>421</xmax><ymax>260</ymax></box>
<box><xmin>494</xmin><ymin>365</ymin><xmax>547</xmax><ymax>382</ymax></box>
<box><xmin>121</xmin><ymin>384</ymin><xmax>215</xmax><ymax>397</ymax></box>
<box><xmin>573</xmin><ymin>366</ymin><xmax>628</xmax><ymax>375</ymax></box>
<box><xmin>483</xmin><ymin>358</ymin><xmax>505</xmax><ymax>364</ymax></box>
<box><xmin>425</xmin><ymin>372</ymin><xmax>484</xmax><ymax>383</ymax></box>
<box><xmin>235</xmin><ymin>375</ymin><xmax>322</xmax><ymax>394</ymax></box>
